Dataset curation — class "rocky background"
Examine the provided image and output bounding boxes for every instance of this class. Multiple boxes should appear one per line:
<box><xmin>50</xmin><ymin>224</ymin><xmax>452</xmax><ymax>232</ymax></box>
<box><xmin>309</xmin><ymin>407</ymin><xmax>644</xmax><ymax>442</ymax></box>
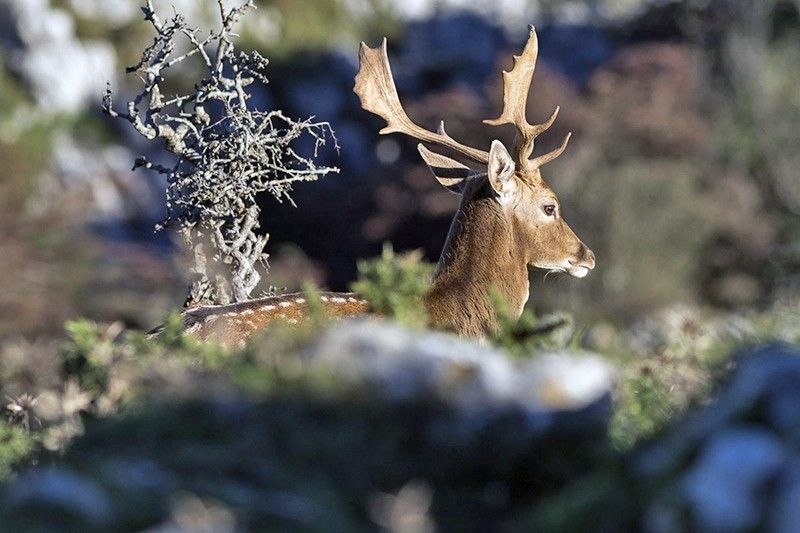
<box><xmin>1</xmin><ymin>0</ymin><xmax>799</xmax><ymax>336</ymax></box>
<box><xmin>0</xmin><ymin>0</ymin><xmax>799</xmax><ymax>531</ymax></box>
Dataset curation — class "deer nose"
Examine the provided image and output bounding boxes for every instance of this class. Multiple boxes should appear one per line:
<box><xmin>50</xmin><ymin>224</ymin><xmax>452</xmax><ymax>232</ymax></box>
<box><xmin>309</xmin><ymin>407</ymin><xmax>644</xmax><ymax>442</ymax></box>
<box><xmin>585</xmin><ymin>249</ymin><xmax>596</xmax><ymax>268</ymax></box>
<box><xmin>570</xmin><ymin>245</ymin><xmax>595</xmax><ymax>269</ymax></box>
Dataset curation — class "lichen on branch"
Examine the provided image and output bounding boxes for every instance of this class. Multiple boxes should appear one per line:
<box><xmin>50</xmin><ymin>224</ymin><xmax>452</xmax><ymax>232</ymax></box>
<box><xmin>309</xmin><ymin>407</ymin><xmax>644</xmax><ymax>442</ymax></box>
<box><xmin>103</xmin><ymin>0</ymin><xmax>339</xmax><ymax>306</ymax></box>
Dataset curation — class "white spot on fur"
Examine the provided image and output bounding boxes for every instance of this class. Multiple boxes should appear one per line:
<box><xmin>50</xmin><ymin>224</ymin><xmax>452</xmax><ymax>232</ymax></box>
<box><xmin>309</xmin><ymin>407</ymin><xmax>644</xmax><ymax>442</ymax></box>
<box><xmin>241</xmin><ymin>309</ymin><xmax>254</xmax><ymax>315</ymax></box>
<box><xmin>287</xmin><ymin>318</ymin><xmax>299</xmax><ymax>324</ymax></box>
<box><xmin>295</xmin><ymin>298</ymin><xmax>306</xmax><ymax>304</ymax></box>
<box><xmin>261</xmin><ymin>305</ymin><xmax>275</xmax><ymax>311</ymax></box>
<box><xmin>279</xmin><ymin>301</ymin><xmax>292</xmax><ymax>308</ymax></box>
<box><xmin>320</xmin><ymin>296</ymin><xmax>329</xmax><ymax>302</ymax></box>
<box><xmin>331</xmin><ymin>297</ymin><xmax>346</xmax><ymax>303</ymax></box>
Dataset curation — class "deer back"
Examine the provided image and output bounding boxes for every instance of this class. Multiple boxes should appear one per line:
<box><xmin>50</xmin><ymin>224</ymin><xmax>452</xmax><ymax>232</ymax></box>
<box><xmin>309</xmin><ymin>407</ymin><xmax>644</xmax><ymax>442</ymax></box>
<box><xmin>174</xmin><ymin>292</ymin><xmax>369</xmax><ymax>348</ymax></box>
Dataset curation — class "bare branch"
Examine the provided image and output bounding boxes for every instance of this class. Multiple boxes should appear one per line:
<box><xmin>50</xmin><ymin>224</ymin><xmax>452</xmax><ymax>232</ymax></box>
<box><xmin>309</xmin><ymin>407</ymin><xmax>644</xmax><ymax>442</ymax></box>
<box><xmin>104</xmin><ymin>0</ymin><xmax>339</xmax><ymax>306</ymax></box>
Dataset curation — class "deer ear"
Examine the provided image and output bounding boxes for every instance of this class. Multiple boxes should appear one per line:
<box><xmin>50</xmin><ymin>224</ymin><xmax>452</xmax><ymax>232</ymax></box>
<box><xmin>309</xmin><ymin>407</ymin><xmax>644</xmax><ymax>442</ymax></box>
<box><xmin>417</xmin><ymin>144</ymin><xmax>472</xmax><ymax>194</ymax></box>
<box><xmin>487</xmin><ymin>140</ymin><xmax>517</xmax><ymax>201</ymax></box>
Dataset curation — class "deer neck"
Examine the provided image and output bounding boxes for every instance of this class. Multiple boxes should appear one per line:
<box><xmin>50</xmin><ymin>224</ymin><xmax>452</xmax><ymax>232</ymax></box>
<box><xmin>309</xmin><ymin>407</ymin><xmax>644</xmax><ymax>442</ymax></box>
<box><xmin>425</xmin><ymin>179</ymin><xmax>529</xmax><ymax>336</ymax></box>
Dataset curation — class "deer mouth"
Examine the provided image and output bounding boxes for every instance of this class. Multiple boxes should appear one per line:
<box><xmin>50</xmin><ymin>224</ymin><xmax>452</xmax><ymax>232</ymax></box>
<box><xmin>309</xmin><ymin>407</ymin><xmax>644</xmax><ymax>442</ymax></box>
<box><xmin>566</xmin><ymin>265</ymin><xmax>590</xmax><ymax>278</ymax></box>
<box><xmin>535</xmin><ymin>263</ymin><xmax>590</xmax><ymax>278</ymax></box>
<box><xmin>538</xmin><ymin>260</ymin><xmax>592</xmax><ymax>278</ymax></box>
<box><xmin>566</xmin><ymin>257</ymin><xmax>595</xmax><ymax>278</ymax></box>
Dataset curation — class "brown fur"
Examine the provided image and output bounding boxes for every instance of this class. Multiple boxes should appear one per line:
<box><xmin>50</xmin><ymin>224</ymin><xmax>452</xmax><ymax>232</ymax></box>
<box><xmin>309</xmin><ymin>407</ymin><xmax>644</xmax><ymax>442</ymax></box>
<box><xmin>424</xmin><ymin>177</ymin><xmax>526</xmax><ymax>336</ymax></box>
<box><xmin>180</xmin><ymin>292</ymin><xmax>369</xmax><ymax>347</ymax></box>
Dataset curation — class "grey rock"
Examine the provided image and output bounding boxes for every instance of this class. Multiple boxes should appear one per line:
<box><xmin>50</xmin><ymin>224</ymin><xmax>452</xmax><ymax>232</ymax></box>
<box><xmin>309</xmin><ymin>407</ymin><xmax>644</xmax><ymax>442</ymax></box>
<box><xmin>634</xmin><ymin>344</ymin><xmax>800</xmax><ymax>532</ymax></box>
<box><xmin>100</xmin><ymin>458</ymin><xmax>177</xmax><ymax>493</ymax></box>
<box><xmin>305</xmin><ymin>319</ymin><xmax>520</xmax><ymax>407</ymax></box>
<box><xmin>771</xmin><ymin>459</ymin><xmax>800</xmax><ymax>533</ymax></box>
<box><xmin>637</xmin><ymin>343</ymin><xmax>800</xmax><ymax>477</ymax></box>
<box><xmin>305</xmin><ymin>319</ymin><xmax>615</xmax><ymax>415</ymax></box>
<box><xmin>5</xmin><ymin>467</ymin><xmax>112</xmax><ymax>525</ymax></box>
<box><xmin>519</xmin><ymin>351</ymin><xmax>614</xmax><ymax>410</ymax></box>
<box><xmin>682</xmin><ymin>426</ymin><xmax>785</xmax><ymax>532</ymax></box>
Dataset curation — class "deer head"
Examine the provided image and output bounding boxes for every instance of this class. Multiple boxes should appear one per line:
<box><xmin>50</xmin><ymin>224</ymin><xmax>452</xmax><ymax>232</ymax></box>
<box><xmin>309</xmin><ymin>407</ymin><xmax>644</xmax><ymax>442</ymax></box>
<box><xmin>354</xmin><ymin>27</ymin><xmax>594</xmax><ymax>334</ymax></box>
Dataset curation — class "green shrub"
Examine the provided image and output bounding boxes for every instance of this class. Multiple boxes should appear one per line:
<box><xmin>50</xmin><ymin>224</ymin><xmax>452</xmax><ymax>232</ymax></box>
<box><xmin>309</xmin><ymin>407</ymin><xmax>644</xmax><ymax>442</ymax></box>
<box><xmin>0</xmin><ymin>422</ymin><xmax>37</xmax><ymax>481</ymax></box>
<box><xmin>489</xmin><ymin>288</ymin><xmax>577</xmax><ymax>357</ymax></box>
<box><xmin>61</xmin><ymin>320</ymin><xmax>113</xmax><ymax>395</ymax></box>
<box><xmin>351</xmin><ymin>244</ymin><xmax>433</xmax><ymax>328</ymax></box>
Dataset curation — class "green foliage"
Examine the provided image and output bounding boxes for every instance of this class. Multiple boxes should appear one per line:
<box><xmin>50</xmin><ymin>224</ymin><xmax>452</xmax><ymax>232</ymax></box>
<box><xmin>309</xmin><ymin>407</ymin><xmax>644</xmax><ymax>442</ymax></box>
<box><xmin>0</xmin><ymin>423</ymin><xmax>37</xmax><ymax>481</ymax></box>
<box><xmin>244</xmin><ymin>0</ymin><xmax>401</xmax><ymax>60</ymax></box>
<box><xmin>301</xmin><ymin>280</ymin><xmax>332</xmax><ymax>328</ymax></box>
<box><xmin>512</xmin><ymin>468</ymin><xmax>633</xmax><ymax>533</ymax></box>
<box><xmin>148</xmin><ymin>311</ymin><xmax>188</xmax><ymax>348</ymax></box>
<box><xmin>140</xmin><ymin>312</ymin><xmax>233</xmax><ymax>370</ymax></box>
<box><xmin>61</xmin><ymin>320</ymin><xmax>112</xmax><ymax>395</ymax></box>
<box><xmin>489</xmin><ymin>288</ymin><xmax>576</xmax><ymax>357</ymax></box>
<box><xmin>0</xmin><ymin>123</ymin><xmax>57</xmax><ymax>206</ymax></box>
<box><xmin>611</xmin><ymin>361</ymin><xmax>681</xmax><ymax>450</ymax></box>
<box><xmin>607</xmin><ymin>304</ymin><xmax>800</xmax><ymax>449</ymax></box>
<box><xmin>351</xmin><ymin>244</ymin><xmax>433</xmax><ymax>328</ymax></box>
<box><xmin>0</xmin><ymin>71</ymin><xmax>32</xmax><ymax>124</ymax></box>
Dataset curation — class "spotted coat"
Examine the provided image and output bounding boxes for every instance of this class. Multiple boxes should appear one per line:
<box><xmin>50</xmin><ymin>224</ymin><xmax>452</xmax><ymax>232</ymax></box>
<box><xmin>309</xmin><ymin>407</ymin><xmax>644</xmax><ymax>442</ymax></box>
<box><xmin>180</xmin><ymin>292</ymin><xmax>369</xmax><ymax>348</ymax></box>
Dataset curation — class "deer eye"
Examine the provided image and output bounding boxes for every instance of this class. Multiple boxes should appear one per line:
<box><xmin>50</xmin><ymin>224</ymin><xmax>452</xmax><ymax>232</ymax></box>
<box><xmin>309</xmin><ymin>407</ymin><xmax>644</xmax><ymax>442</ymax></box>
<box><xmin>543</xmin><ymin>204</ymin><xmax>556</xmax><ymax>217</ymax></box>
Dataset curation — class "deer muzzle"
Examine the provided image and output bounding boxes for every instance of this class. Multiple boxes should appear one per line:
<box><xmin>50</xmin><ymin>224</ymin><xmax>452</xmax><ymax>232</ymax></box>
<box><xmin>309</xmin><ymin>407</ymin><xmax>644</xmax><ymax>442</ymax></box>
<box><xmin>567</xmin><ymin>244</ymin><xmax>595</xmax><ymax>278</ymax></box>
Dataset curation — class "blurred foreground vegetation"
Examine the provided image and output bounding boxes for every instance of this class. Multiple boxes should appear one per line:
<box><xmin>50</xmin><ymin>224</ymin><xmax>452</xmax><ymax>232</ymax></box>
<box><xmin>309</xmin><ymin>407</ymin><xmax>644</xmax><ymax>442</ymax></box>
<box><xmin>0</xmin><ymin>250</ymin><xmax>797</xmax><ymax>530</ymax></box>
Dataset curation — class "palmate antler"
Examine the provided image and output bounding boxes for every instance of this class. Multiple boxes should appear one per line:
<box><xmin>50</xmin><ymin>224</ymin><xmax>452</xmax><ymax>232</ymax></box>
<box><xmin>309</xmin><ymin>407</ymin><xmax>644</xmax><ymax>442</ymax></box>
<box><xmin>483</xmin><ymin>26</ymin><xmax>571</xmax><ymax>173</ymax></box>
<box><xmin>353</xmin><ymin>26</ymin><xmax>570</xmax><ymax>174</ymax></box>
<box><xmin>354</xmin><ymin>38</ymin><xmax>489</xmax><ymax>165</ymax></box>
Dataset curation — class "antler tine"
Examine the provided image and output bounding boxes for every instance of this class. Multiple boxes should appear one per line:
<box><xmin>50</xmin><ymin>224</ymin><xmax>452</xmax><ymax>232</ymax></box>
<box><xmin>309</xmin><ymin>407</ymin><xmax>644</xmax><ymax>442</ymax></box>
<box><xmin>354</xmin><ymin>38</ymin><xmax>489</xmax><ymax>165</ymax></box>
<box><xmin>530</xmin><ymin>131</ymin><xmax>571</xmax><ymax>169</ymax></box>
<box><xmin>483</xmin><ymin>26</ymin><xmax>568</xmax><ymax>171</ymax></box>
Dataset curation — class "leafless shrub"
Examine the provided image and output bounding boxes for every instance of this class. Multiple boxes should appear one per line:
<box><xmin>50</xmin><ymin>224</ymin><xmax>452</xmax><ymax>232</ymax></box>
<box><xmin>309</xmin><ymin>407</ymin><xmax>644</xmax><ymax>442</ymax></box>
<box><xmin>103</xmin><ymin>0</ymin><xmax>338</xmax><ymax>306</ymax></box>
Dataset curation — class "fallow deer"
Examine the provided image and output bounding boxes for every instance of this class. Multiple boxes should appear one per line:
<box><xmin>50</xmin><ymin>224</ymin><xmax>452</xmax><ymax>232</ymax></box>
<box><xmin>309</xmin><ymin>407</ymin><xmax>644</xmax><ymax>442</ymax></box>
<box><xmin>174</xmin><ymin>26</ymin><xmax>594</xmax><ymax>346</ymax></box>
